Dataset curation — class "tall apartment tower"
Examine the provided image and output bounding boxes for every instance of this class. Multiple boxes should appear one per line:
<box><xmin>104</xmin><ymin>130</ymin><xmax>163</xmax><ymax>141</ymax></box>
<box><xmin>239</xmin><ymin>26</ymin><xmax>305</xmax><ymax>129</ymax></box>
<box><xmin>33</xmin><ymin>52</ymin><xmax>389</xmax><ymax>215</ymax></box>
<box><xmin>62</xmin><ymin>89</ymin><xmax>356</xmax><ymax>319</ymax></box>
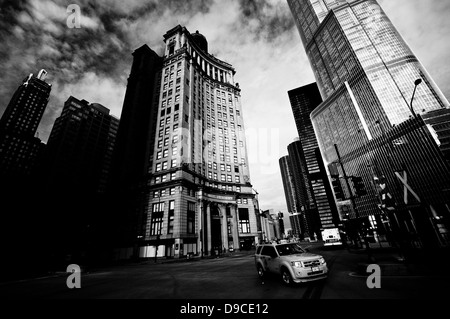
<box><xmin>0</xmin><ymin>70</ymin><xmax>51</xmax><ymax>178</ymax></box>
<box><xmin>0</xmin><ymin>70</ymin><xmax>51</xmax><ymax>278</ymax></box>
<box><xmin>130</xmin><ymin>25</ymin><xmax>258</xmax><ymax>259</ymax></box>
<box><xmin>44</xmin><ymin>96</ymin><xmax>119</xmax><ymax>194</ymax></box>
<box><xmin>288</xmin><ymin>84</ymin><xmax>340</xmax><ymax>236</ymax></box>
<box><xmin>108</xmin><ymin>45</ymin><xmax>163</xmax><ymax>252</ymax></box>
<box><xmin>288</xmin><ymin>0</ymin><xmax>450</xmax><ymax>247</ymax></box>
<box><xmin>39</xmin><ymin>97</ymin><xmax>119</xmax><ymax>261</ymax></box>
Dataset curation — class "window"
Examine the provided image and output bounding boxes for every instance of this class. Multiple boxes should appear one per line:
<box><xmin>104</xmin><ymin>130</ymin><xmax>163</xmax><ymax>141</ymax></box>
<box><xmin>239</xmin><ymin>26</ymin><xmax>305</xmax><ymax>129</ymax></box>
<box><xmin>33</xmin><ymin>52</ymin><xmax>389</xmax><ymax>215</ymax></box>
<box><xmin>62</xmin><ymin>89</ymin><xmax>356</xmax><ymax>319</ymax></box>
<box><xmin>168</xmin><ymin>201</ymin><xmax>175</xmax><ymax>234</ymax></box>
<box><xmin>171</xmin><ymin>159</ymin><xmax>177</xmax><ymax>167</ymax></box>
<box><xmin>235</xmin><ymin>176</ymin><xmax>240</xmax><ymax>183</ymax></box>
<box><xmin>238</xmin><ymin>208</ymin><xmax>250</xmax><ymax>234</ymax></box>
<box><xmin>221</xmin><ymin>174</ymin><xmax>226</xmax><ymax>182</ymax></box>
<box><xmin>236</xmin><ymin>186</ymin><xmax>241</xmax><ymax>192</ymax></box>
<box><xmin>164</xmin><ymin>138</ymin><xmax>169</xmax><ymax>147</ymax></box>
<box><xmin>151</xmin><ymin>202</ymin><xmax>165</xmax><ymax>236</ymax></box>
<box><xmin>214</xmin><ymin>173</ymin><xmax>218</xmax><ymax>180</ymax></box>
<box><xmin>220</xmin><ymin>164</ymin><xmax>225</xmax><ymax>171</ymax></box>
<box><xmin>187</xmin><ymin>202</ymin><xmax>196</xmax><ymax>234</ymax></box>
<box><xmin>227</xmin><ymin>175</ymin><xmax>232</xmax><ymax>182</ymax></box>
<box><xmin>157</xmin><ymin>151</ymin><xmax>162</xmax><ymax>160</ymax></box>
<box><xmin>163</xmin><ymin>149</ymin><xmax>169</xmax><ymax>158</ymax></box>
<box><xmin>158</xmin><ymin>140</ymin><xmax>163</xmax><ymax>148</ymax></box>
<box><xmin>162</xmin><ymin>162</ymin><xmax>168</xmax><ymax>170</ymax></box>
<box><xmin>172</xmin><ymin>147</ymin><xmax>178</xmax><ymax>156</ymax></box>
<box><xmin>170</xmin><ymin>187</ymin><xmax>176</xmax><ymax>195</ymax></box>
<box><xmin>156</xmin><ymin>163</ymin><xmax>162</xmax><ymax>172</ymax></box>
<box><xmin>171</xmin><ymin>172</ymin><xmax>176</xmax><ymax>180</ymax></box>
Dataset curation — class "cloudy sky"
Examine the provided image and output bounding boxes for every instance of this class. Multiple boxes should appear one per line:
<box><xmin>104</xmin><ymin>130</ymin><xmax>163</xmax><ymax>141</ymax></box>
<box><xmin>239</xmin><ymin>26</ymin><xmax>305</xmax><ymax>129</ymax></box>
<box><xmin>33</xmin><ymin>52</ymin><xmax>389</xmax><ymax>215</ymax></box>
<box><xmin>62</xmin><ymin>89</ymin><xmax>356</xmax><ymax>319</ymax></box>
<box><xmin>1</xmin><ymin>0</ymin><xmax>450</xmax><ymax>228</ymax></box>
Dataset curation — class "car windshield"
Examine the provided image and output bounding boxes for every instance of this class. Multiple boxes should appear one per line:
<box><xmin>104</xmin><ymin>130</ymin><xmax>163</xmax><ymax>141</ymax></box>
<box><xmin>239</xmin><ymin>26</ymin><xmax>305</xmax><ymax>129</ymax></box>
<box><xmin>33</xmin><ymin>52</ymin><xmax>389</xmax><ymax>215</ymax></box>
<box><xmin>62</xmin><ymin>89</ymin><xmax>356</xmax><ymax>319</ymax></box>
<box><xmin>276</xmin><ymin>244</ymin><xmax>305</xmax><ymax>256</ymax></box>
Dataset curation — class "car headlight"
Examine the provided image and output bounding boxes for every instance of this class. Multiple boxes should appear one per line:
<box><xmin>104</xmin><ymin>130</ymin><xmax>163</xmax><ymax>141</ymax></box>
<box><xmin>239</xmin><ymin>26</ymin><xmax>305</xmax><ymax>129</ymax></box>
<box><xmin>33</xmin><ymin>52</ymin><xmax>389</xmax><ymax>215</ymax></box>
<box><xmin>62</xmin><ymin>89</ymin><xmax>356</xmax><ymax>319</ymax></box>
<box><xmin>319</xmin><ymin>257</ymin><xmax>326</xmax><ymax>264</ymax></box>
<box><xmin>291</xmin><ymin>261</ymin><xmax>303</xmax><ymax>268</ymax></box>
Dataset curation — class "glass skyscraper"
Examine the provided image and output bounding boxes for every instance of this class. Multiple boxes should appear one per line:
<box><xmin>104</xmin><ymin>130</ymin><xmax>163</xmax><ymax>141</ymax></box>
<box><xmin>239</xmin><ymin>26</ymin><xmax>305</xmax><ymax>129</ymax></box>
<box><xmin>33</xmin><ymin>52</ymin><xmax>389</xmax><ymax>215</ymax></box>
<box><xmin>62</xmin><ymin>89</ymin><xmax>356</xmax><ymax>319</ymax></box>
<box><xmin>288</xmin><ymin>0</ymin><xmax>450</xmax><ymax>247</ymax></box>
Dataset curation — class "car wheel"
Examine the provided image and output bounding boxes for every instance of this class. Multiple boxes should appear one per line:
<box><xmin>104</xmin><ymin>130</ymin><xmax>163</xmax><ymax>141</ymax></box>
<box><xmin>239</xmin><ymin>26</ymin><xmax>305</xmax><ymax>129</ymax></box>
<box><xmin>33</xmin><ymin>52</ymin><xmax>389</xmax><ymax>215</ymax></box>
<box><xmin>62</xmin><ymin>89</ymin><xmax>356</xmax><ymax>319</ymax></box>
<box><xmin>281</xmin><ymin>268</ymin><xmax>293</xmax><ymax>286</ymax></box>
<box><xmin>257</xmin><ymin>265</ymin><xmax>265</xmax><ymax>279</ymax></box>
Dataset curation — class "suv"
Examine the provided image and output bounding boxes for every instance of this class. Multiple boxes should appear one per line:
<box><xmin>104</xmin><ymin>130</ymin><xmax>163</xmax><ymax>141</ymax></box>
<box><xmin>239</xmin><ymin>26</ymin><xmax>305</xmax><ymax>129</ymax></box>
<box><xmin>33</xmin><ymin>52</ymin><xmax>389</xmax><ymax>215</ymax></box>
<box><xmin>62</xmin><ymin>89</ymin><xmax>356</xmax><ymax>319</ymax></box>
<box><xmin>255</xmin><ymin>243</ymin><xmax>328</xmax><ymax>285</ymax></box>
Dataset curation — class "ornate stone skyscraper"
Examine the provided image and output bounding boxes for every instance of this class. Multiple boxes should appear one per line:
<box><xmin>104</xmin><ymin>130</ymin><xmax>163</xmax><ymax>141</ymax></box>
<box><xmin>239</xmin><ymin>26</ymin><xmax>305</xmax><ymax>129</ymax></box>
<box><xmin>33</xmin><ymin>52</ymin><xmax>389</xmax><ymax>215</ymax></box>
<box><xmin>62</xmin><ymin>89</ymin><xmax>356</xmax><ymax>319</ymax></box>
<box><xmin>113</xmin><ymin>26</ymin><xmax>258</xmax><ymax>259</ymax></box>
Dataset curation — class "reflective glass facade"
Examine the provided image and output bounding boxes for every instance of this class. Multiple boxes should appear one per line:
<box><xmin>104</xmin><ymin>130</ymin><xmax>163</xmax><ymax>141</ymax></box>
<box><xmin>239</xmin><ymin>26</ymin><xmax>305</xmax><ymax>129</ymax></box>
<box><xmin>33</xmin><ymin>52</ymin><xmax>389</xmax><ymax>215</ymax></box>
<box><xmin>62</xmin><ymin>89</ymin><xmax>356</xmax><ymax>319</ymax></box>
<box><xmin>288</xmin><ymin>0</ymin><xmax>450</xmax><ymax>247</ymax></box>
<box><xmin>288</xmin><ymin>0</ymin><xmax>449</xmax><ymax>127</ymax></box>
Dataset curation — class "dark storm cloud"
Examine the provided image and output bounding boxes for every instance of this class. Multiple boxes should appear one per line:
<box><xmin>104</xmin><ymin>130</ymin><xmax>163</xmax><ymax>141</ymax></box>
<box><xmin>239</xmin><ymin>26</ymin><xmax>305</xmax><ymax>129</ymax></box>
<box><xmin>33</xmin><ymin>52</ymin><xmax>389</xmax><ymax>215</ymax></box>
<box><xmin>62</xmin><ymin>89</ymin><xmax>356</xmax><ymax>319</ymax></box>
<box><xmin>237</xmin><ymin>0</ymin><xmax>295</xmax><ymax>42</ymax></box>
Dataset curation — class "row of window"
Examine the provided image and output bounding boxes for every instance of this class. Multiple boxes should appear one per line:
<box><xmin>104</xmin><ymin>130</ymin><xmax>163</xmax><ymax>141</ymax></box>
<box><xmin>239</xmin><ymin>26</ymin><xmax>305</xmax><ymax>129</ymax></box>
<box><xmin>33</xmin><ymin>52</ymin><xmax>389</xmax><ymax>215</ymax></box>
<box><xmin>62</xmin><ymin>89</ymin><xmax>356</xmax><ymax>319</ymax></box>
<box><xmin>155</xmin><ymin>158</ymin><xmax>177</xmax><ymax>172</ymax></box>
<box><xmin>150</xmin><ymin>199</ymin><xmax>252</xmax><ymax>236</ymax></box>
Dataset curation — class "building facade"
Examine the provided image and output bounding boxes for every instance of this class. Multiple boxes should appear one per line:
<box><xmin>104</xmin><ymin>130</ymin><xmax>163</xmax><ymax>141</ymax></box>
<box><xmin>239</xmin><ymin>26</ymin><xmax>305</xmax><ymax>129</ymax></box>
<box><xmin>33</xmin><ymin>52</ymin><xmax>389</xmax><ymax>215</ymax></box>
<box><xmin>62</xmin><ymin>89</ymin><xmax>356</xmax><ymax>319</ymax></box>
<box><xmin>0</xmin><ymin>70</ymin><xmax>50</xmax><ymax>178</ymax></box>
<box><xmin>288</xmin><ymin>0</ymin><xmax>450</xmax><ymax>247</ymax></box>
<box><xmin>132</xmin><ymin>26</ymin><xmax>259</xmax><ymax>259</ymax></box>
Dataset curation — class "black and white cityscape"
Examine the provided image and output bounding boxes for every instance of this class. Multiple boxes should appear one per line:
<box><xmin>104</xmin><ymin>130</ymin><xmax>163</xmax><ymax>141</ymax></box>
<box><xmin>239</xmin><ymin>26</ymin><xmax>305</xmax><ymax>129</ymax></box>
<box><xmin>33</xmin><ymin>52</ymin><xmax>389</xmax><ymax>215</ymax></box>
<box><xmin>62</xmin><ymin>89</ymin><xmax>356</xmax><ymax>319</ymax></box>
<box><xmin>1</xmin><ymin>0</ymin><xmax>450</xmax><ymax>304</ymax></box>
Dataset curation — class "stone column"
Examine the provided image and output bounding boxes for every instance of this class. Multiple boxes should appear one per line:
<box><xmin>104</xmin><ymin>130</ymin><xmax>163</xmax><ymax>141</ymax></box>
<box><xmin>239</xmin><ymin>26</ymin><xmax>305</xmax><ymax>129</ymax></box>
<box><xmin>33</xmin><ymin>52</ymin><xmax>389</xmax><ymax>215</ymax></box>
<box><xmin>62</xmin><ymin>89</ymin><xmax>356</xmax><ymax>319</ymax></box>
<box><xmin>206</xmin><ymin>202</ymin><xmax>212</xmax><ymax>255</ymax></box>
<box><xmin>220</xmin><ymin>204</ymin><xmax>229</xmax><ymax>252</ymax></box>
<box><xmin>198</xmin><ymin>199</ymin><xmax>204</xmax><ymax>257</ymax></box>
<box><xmin>231</xmin><ymin>204</ymin><xmax>240</xmax><ymax>250</ymax></box>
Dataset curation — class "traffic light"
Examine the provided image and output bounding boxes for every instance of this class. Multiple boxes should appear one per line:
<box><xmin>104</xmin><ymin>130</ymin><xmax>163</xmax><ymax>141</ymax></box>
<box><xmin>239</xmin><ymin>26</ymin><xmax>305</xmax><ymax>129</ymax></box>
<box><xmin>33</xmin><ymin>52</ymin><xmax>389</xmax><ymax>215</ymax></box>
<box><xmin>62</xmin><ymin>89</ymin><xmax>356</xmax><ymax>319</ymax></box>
<box><xmin>331</xmin><ymin>175</ymin><xmax>345</xmax><ymax>201</ymax></box>
<box><xmin>351</xmin><ymin>176</ymin><xmax>367</xmax><ymax>197</ymax></box>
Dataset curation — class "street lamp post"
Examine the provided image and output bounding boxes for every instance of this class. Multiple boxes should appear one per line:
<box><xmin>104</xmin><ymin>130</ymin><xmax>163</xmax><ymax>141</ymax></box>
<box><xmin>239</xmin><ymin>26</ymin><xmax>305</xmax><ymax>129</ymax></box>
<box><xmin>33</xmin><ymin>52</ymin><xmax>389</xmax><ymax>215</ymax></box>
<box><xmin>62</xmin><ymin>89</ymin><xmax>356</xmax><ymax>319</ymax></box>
<box><xmin>409</xmin><ymin>79</ymin><xmax>422</xmax><ymax>119</ymax></box>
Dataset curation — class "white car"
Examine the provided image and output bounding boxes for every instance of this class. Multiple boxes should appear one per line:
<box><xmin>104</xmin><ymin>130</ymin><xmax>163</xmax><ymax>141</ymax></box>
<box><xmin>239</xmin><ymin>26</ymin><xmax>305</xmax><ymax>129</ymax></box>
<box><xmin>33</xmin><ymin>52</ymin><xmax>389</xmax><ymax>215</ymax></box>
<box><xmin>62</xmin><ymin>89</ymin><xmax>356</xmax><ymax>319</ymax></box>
<box><xmin>254</xmin><ymin>243</ymin><xmax>328</xmax><ymax>285</ymax></box>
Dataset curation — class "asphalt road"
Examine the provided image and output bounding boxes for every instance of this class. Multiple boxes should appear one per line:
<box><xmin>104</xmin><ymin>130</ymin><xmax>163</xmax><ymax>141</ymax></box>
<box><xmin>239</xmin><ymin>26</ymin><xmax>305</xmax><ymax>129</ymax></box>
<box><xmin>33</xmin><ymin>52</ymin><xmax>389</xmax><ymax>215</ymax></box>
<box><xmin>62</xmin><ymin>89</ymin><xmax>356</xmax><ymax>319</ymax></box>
<box><xmin>1</xmin><ymin>244</ymin><xmax>450</xmax><ymax>300</ymax></box>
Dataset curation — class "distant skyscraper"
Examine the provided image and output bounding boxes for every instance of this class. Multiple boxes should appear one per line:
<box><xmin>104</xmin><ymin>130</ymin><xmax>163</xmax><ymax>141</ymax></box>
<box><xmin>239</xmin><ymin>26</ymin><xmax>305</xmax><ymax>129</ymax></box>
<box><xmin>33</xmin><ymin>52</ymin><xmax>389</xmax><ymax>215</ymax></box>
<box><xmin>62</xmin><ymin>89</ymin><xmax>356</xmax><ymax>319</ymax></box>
<box><xmin>44</xmin><ymin>96</ymin><xmax>119</xmax><ymax>194</ymax></box>
<box><xmin>288</xmin><ymin>139</ymin><xmax>322</xmax><ymax>239</ymax></box>
<box><xmin>279</xmin><ymin>155</ymin><xmax>309</xmax><ymax>238</ymax></box>
<box><xmin>0</xmin><ymin>70</ymin><xmax>50</xmax><ymax>178</ymax></box>
<box><xmin>288</xmin><ymin>0</ymin><xmax>450</xmax><ymax>247</ymax></box>
<box><xmin>288</xmin><ymin>84</ymin><xmax>340</xmax><ymax>234</ymax></box>
<box><xmin>279</xmin><ymin>156</ymin><xmax>297</xmax><ymax>214</ymax></box>
<box><xmin>114</xmin><ymin>26</ymin><xmax>258</xmax><ymax>259</ymax></box>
